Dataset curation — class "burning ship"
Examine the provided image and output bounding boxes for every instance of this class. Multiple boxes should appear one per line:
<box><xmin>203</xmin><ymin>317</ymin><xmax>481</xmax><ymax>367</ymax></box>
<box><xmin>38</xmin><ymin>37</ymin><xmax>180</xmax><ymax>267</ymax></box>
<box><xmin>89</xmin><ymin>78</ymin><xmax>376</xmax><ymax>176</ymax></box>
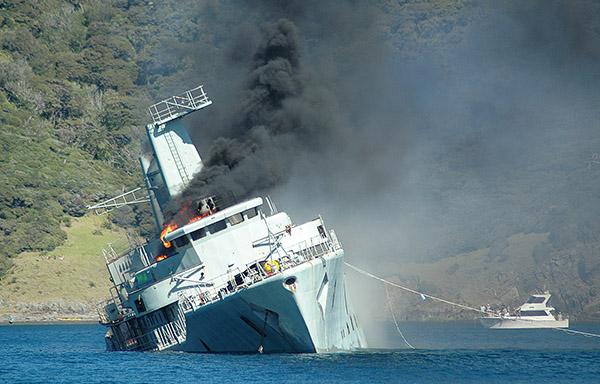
<box><xmin>89</xmin><ymin>86</ymin><xmax>366</xmax><ymax>353</ymax></box>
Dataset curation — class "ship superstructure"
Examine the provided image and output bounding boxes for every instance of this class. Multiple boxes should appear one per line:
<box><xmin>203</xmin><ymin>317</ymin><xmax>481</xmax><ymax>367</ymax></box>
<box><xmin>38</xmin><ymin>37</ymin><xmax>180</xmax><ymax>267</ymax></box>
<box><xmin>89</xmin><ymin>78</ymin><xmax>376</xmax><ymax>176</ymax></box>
<box><xmin>91</xmin><ymin>86</ymin><xmax>366</xmax><ymax>353</ymax></box>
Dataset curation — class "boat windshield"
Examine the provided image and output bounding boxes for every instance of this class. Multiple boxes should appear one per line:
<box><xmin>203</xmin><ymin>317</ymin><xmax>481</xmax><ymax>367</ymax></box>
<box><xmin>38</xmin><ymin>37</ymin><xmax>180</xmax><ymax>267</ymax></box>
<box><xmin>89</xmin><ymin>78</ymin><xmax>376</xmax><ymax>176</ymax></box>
<box><xmin>520</xmin><ymin>310</ymin><xmax>548</xmax><ymax>317</ymax></box>
<box><xmin>526</xmin><ymin>296</ymin><xmax>546</xmax><ymax>304</ymax></box>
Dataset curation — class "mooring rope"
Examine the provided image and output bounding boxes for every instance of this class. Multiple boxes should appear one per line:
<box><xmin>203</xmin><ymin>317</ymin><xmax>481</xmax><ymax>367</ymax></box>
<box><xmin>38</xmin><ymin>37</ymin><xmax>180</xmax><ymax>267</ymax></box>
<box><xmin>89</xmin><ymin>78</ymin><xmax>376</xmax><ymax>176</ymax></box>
<box><xmin>344</xmin><ymin>262</ymin><xmax>486</xmax><ymax>314</ymax></box>
<box><xmin>345</xmin><ymin>262</ymin><xmax>600</xmax><ymax>339</ymax></box>
<box><xmin>385</xmin><ymin>285</ymin><xmax>415</xmax><ymax>349</ymax></box>
<box><xmin>554</xmin><ymin>328</ymin><xmax>600</xmax><ymax>338</ymax></box>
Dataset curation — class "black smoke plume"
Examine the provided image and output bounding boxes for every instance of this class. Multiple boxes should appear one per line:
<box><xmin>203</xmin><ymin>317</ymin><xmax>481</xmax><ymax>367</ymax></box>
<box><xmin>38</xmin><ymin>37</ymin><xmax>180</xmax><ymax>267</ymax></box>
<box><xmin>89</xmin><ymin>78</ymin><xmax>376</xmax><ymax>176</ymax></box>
<box><xmin>164</xmin><ymin>18</ymin><xmax>334</xmax><ymax>224</ymax></box>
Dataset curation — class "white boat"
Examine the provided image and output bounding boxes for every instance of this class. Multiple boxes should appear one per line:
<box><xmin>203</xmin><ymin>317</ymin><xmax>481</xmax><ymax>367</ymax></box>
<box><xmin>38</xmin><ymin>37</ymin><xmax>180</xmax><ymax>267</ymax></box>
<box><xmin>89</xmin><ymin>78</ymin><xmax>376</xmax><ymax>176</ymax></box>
<box><xmin>480</xmin><ymin>292</ymin><xmax>569</xmax><ymax>329</ymax></box>
<box><xmin>90</xmin><ymin>86</ymin><xmax>366</xmax><ymax>353</ymax></box>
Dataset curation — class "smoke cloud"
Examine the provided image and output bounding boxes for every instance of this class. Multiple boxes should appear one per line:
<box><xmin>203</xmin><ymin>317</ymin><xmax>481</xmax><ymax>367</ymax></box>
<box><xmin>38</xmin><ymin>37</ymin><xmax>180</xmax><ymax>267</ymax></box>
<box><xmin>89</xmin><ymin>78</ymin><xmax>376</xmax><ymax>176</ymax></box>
<box><xmin>165</xmin><ymin>16</ymin><xmax>340</xmax><ymax>224</ymax></box>
<box><xmin>152</xmin><ymin>0</ymin><xmax>600</xmax><ymax>332</ymax></box>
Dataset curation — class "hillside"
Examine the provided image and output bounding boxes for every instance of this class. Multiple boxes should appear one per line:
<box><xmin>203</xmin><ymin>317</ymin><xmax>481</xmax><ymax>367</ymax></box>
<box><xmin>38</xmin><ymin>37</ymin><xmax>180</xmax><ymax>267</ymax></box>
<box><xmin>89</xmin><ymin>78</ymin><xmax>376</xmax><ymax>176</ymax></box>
<box><xmin>0</xmin><ymin>1</ymin><xmax>599</xmax><ymax>323</ymax></box>
<box><xmin>0</xmin><ymin>1</ymin><xmax>159</xmax><ymax>276</ymax></box>
<box><xmin>382</xmin><ymin>233</ymin><xmax>600</xmax><ymax>321</ymax></box>
<box><xmin>0</xmin><ymin>0</ymin><xmax>254</xmax><ymax>320</ymax></box>
<box><xmin>0</xmin><ymin>215</ymin><xmax>129</xmax><ymax>321</ymax></box>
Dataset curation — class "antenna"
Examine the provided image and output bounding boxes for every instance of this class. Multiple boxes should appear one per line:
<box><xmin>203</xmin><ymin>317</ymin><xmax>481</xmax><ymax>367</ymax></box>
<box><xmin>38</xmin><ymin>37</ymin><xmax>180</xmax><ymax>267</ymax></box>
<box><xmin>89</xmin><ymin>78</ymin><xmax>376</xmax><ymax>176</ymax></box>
<box><xmin>148</xmin><ymin>85</ymin><xmax>212</xmax><ymax>126</ymax></box>
<box><xmin>87</xmin><ymin>187</ymin><xmax>150</xmax><ymax>215</ymax></box>
<box><xmin>86</xmin><ymin>85</ymin><xmax>212</xmax><ymax>233</ymax></box>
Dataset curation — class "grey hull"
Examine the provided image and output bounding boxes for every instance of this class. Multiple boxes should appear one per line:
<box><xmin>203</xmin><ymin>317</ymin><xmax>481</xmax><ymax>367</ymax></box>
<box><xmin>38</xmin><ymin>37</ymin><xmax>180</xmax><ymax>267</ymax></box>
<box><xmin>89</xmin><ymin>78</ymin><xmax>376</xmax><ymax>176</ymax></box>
<box><xmin>176</xmin><ymin>250</ymin><xmax>366</xmax><ymax>353</ymax></box>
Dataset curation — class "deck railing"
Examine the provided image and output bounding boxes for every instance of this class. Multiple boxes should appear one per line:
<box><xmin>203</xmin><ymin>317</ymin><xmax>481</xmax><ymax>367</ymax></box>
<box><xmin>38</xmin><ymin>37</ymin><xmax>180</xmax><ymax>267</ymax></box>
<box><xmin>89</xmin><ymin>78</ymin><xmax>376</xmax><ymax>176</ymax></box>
<box><xmin>178</xmin><ymin>235</ymin><xmax>340</xmax><ymax>313</ymax></box>
<box><xmin>99</xmin><ymin>233</ymin><xmax>342</xmax><ymax>327</ymax></box>
<box><xmin>117</xmin><ymin>306</ymin><xmax>187</xmax><ymax>352</ymax></box>
<box><xmin>148</xmin><ymin>85</ymin><xmax>211</xmax><ymax>126</ymax></box>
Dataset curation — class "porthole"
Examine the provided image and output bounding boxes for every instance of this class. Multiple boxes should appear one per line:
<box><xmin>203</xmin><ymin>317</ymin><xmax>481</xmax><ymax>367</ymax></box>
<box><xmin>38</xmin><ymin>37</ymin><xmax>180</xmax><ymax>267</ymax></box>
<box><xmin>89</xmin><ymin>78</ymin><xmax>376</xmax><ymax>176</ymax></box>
<box><xmin>283</xmin><ymin>276</ymin><xmax>297</xmax><ymax>293</ymax></box>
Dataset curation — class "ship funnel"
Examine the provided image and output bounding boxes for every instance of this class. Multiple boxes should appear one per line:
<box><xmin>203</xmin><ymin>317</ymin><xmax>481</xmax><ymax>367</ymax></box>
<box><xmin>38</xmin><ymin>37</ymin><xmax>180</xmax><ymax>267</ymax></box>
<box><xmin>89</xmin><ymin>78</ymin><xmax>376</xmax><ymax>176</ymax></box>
<box><xmin>143</xmin><ymin>85</ymin><xmax>212</xmax><ymax>216</ymax></box>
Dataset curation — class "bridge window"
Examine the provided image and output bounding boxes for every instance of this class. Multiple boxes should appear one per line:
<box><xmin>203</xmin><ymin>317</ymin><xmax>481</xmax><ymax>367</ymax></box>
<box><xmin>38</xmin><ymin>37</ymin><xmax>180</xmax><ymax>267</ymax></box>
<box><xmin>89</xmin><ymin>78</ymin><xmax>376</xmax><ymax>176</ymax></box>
<box><xmin>207</xmin><ymin>220</ymin><xmax>227</xmax><ymax>234</ymax></box>
<box><xmin>520</xmin><ymin>310</ymin><xmax>548</xmax><ymax>317</ymax></box>
<box><xmin>244</xmin><ymin>207</ymin><xmax>258</xmax><ymax>219</ymax></box>
<box><xmin>227</xmin><ymin>213</ymin><xmax>244</xmax><ymax>226</ymax></box>
<box><xmin>526</xmin><ymin>296</ymin><xmax>546</xmax><ymax>304</ymax></box>
<box><xmin>134</xmin><ymin>269</ymin><xmax>155</xmax><ymax>289</ymax></box>
<box><xmin>191</xmin><ymin>227</ymin><xmax>207</xmax><ymax>241</ymax></box>
<box><xmin>174</xmin><ymin>235</ymin><xmax>189</xmax><ymax>248</ymax></box>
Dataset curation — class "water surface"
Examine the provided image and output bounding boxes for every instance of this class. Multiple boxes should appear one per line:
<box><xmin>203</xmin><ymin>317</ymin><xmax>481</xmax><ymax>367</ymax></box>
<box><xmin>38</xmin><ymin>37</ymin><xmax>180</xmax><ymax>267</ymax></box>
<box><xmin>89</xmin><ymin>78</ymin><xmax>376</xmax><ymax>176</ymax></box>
<box><xmin>1</xmin><ymin>321</ymin><xmax>598</xmax><ymax>383</ymax></box>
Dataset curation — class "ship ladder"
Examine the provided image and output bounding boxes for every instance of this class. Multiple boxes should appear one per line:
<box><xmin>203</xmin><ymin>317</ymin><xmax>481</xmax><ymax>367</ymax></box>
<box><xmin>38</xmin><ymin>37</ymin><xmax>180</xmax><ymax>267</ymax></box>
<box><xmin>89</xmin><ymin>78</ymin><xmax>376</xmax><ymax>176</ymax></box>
<box><xmin>164</xmin><ymin>130</ymin><xmax>190</xmax><ymax>184</ymax></box>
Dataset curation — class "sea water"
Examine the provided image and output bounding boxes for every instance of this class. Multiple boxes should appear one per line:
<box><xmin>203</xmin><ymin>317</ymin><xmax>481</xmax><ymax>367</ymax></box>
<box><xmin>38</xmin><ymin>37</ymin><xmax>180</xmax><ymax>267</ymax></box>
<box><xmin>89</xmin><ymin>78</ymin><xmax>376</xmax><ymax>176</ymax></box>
<box><xmin>0</xmin><ymin>321</ymin><xmax>598</xmax><ymax>383</ymax></box>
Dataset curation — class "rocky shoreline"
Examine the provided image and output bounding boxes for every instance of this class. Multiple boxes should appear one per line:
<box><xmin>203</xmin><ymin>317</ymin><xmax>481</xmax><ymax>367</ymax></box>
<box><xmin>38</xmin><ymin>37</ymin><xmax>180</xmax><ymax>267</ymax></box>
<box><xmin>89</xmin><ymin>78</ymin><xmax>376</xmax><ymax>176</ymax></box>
<box><xmin>0</xmin><ymin>300</ymin><xmax>98</xmax><ymax>323</ymax></box>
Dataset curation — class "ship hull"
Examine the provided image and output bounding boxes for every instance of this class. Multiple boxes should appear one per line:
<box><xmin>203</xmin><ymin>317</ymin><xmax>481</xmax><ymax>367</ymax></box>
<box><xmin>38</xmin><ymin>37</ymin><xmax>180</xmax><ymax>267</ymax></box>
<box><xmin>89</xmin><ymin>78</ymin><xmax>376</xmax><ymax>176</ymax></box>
<box><xmin>480</xmin><ymin>317</ymin><xmax>569</xmax><ymax>329</ymax></box>
<box><xmin>174</xmin><ymin>250</ymin><xmax>366</xmax><ymax>353</ymax></box>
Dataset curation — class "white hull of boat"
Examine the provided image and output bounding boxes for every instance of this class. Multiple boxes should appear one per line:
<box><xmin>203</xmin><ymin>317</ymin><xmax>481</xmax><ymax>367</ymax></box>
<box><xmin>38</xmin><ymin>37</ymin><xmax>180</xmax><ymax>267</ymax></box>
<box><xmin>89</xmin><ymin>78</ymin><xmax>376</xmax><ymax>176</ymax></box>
<box><xmin>480</xmin><ymin>317</ymin><xmax>569</xmax><ymax>329</ymax></box>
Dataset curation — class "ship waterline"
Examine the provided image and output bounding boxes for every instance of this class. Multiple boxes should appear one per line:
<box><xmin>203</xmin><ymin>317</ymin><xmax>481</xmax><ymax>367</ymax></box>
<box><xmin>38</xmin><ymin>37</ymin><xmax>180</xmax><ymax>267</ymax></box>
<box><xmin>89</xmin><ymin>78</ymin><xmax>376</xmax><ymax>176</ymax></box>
<box><xmin>479</xmin><ymin>318</ymin><xmax>569</xmax><ymax>329</ymax></box>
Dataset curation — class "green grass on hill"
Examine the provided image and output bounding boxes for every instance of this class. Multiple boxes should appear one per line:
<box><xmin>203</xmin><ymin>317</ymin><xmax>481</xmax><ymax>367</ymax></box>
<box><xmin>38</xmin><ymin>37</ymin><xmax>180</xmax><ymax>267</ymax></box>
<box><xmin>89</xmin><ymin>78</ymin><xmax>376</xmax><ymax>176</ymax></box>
<box><xmin>0</xmin><ymin>214</ymin><xmax>128</xmax><ymax>307</ymax></box>
<box><xmin>0</xmin><ymin>1</ymin><xmax>161</xmax><ymax>276</ymax></box>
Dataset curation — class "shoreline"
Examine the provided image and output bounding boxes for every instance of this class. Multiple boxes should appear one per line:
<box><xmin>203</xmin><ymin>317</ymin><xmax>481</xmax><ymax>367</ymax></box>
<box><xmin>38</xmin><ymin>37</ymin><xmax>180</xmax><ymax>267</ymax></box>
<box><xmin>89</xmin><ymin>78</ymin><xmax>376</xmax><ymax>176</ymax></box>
<box><xmin>0</xmin><ymin>319</ymin><xmax>99</xmax><ymax>325</ymax></box>
<box><xmin>2</xmin><ymin>318</ymin><xmax>600</xmax><ymax>326</ymax></box>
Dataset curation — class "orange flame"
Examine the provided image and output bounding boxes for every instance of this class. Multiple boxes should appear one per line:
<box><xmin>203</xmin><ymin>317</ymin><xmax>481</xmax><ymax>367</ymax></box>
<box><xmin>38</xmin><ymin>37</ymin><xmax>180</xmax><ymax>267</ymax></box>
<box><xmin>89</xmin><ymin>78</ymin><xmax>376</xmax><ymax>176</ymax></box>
<box><xmin>155</xmin><ymin>254</ymin><xmax>168</xmax><ymax>262</ymax></box>
<box><xmin>160</xmin><ymin>223</ymin><xmax>178</xmax><ymax>249</ymax></box>
<box><xmin>187</xmin><ymin>210</ymin><xmax>213</xmax><ymax>225</ymax></box>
